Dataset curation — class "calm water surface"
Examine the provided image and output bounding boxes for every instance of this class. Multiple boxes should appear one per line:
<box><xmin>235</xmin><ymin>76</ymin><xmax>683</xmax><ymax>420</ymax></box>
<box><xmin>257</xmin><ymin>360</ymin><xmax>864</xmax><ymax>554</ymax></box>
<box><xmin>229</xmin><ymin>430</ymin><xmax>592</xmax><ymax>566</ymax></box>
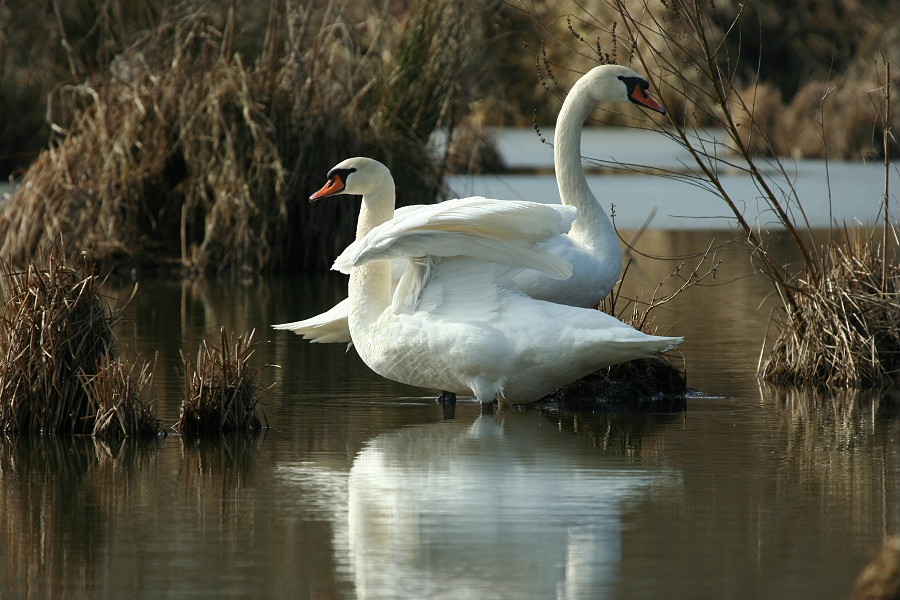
<box><xmin>1</xmin><ymin>228</ymin><xmax>896</xmax><ymax>600</ymax></box>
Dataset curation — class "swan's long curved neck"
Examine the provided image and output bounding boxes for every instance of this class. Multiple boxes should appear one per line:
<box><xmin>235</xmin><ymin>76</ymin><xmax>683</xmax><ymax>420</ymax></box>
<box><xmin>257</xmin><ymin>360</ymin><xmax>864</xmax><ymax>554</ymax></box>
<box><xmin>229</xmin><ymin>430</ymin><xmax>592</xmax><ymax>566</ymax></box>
<box><xmin>554</xmin><ymin>82</ymin><xmax>613</xmax><ymax>249</ymax></box>
<box><xmin>348</xmin><ymin>179</ymin><xmax>395</xmax><ymax>328</ymax></box>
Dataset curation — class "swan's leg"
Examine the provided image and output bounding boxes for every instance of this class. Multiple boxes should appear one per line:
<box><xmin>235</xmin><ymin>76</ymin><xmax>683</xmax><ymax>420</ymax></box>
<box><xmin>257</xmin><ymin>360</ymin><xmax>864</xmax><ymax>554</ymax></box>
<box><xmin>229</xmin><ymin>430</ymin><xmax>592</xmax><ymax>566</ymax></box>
<box><xmin>439</xmin><ymin>399</ymin><xmax>456</xmax><ymax>420</ymax></box>
<box><xmin>436</xmin><ymin>390</ymin><xmax>457</xmax><ymax>404</ymax></box>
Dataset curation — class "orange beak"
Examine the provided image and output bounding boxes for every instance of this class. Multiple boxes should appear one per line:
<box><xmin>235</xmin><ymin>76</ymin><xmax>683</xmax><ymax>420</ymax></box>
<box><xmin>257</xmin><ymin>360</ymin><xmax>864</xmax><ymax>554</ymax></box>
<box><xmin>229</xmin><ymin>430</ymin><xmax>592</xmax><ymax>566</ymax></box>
<box><xmin>309</xmin><ymin>174</ymin><xmax>345</xmax><ymax>202</ymax></box>
<box><xmin>630</xmin><ymin>85</ymin><xmax>667</xmax><ymax>115</ymax></box>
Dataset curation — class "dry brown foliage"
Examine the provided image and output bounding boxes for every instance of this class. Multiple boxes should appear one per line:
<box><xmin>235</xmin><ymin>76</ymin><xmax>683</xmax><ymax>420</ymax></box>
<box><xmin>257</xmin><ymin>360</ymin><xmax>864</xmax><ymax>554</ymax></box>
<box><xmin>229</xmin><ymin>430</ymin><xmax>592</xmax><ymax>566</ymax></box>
<box><xmin>174</xmin><ymin>328</ymin><xmax>270</xmax><ymax>436</ymax></box>
<box><xmin>762</xmin><ymin>229</ymin><xmax>900</xmax><ymax>387</ymax></box>
<box><xmin>0</xmin><ymin>252</ymin><xmax>161</xmax><ymax>435</ymax></box>
<box><xmin>0</xmin><ymin>0</ymin><xmax>496</xmax><ymax>276</ymax></box>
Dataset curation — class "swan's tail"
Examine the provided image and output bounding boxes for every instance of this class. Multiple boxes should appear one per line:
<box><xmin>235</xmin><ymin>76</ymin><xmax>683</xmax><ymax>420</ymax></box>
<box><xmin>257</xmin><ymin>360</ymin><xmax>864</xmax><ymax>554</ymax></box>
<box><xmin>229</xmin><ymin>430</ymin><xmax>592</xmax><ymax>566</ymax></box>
<box><xmin>628</xmin><ymin>334</ymin><xmax>683</xmax><ymax>356</ymax></box>
<box><xmin>271</xmin><ymin>298</ymin><xmax>352</xmax><ymax>344</ymax></box>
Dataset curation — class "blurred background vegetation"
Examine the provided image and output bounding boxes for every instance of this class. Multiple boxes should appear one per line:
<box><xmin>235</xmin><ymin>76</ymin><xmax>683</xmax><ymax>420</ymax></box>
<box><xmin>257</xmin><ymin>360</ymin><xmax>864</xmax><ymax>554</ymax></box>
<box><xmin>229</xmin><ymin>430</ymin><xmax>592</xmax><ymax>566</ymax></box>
<box><xmin>0</xmin><ymin>0</ymin><xmax>896</xmax><ymax>275</ymax></box>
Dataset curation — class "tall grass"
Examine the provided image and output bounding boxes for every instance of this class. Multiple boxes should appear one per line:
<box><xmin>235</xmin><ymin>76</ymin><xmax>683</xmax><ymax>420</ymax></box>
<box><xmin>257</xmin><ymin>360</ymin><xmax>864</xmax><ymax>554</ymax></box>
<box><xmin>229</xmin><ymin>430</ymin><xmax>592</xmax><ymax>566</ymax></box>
<box><xmin>0</xmin><ymin>0</ymin><xmax>496</xmax><ymax>276</ymax></box>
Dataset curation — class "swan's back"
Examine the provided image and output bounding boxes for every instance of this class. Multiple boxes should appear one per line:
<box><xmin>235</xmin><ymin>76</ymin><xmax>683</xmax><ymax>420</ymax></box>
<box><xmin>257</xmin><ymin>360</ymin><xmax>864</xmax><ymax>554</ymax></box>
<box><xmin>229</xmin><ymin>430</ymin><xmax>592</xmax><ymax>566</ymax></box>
<box><xmin>340</xmin><ymin>198</ymin><xmax>681</xmax><ymax>405</ymax></box>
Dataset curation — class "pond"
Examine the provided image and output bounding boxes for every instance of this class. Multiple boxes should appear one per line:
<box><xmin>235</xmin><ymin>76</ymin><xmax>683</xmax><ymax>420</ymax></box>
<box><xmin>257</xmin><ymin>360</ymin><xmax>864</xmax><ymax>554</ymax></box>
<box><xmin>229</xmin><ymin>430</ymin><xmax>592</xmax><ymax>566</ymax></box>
<box><xmin>1</xmin><ymin>130</ymin><xmax>898</xmax><ymax>599</ymax></box>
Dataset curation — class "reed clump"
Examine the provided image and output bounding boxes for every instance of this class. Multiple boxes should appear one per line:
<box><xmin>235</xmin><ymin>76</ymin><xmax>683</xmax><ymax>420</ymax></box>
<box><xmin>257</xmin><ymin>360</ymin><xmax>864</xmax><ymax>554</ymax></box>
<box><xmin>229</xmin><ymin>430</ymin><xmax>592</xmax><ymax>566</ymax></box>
<box><xmin>0</xmin><ymin>0</ymin><xmax>495</xmax><ymax>276</ymax></box>
<box><xmin>86</xmin><ymin>358</ymin><xmax>162</xmax><ymax>438</ymax></box>
<box><xmin>0</xmin><ymin>253</ymin><xmax>161</xmax><ymax>436</ymax></box>
<box><xmin>762</xmin><ymin>230</ymin><xmax>900</xmax><ymax>387</ymax></box>
<box><xmin>174</xmin><ymin>328</ymin><xmax>270</xmax><ymax>436</ymax></box>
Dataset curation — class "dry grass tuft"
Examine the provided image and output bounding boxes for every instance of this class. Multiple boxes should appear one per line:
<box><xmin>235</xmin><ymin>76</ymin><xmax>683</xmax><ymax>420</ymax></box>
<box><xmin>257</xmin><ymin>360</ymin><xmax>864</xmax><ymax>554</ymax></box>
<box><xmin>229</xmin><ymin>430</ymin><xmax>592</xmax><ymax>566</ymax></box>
<box><xmin>0</xmin><ymin>1</ymin><xmax>495</xmax><ymax>276</ymax></box>
<box><xmin>847</xmin><ymin>534</ymin><xmax>900</xmax><ymax>600</ymax></box>
<box><xmin>0</xmin><ymin>251</ymin><xmax>161</xmax><ymax>435</ymax></box>
<box><xmin>86</xmin><ymin>358</ymin><xmax>162</xmax><ymax>438</ymax></box>
<box><xmin>174</xmin><ymin>328</ymin><xmax>270</xmax><ymax>436</ymax></box>
<box><xmin>762</xmin><ymin>229</ymin><xmax>900</xmax><ymax>387</ymax></box>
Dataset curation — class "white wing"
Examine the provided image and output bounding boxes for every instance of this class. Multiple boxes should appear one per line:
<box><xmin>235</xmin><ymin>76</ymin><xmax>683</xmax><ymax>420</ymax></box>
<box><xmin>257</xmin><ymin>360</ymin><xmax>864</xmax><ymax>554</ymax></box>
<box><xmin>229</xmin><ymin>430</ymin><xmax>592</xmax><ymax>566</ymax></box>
<box><xmin>334</xmin><ymin>198</ymin><xmax>577</xmax><ymax>279</ymax></box>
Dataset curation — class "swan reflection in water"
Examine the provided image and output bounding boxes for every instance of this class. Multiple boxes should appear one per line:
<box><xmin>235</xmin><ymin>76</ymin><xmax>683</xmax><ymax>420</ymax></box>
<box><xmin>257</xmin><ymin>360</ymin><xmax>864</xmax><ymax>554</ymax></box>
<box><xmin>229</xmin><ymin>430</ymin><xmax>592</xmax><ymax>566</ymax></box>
<box><xmin>278</xmin><ymin>410</ymin><xmax>682</xmax><ymax>600</ymax></box>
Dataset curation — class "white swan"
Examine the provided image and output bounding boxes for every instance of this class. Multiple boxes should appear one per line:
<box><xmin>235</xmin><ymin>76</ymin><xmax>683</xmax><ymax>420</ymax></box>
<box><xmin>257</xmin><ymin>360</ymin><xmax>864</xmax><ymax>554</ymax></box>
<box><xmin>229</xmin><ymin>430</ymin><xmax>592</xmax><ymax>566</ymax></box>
<box><xmin>293</xmin><ymin>157</ymin><xmax>682</xmax><ymax>406</ymax></box>
<box><xmin>273</xmin><ymin>64</ymin><xmax>666</xmax><ymax>342</ymax></box>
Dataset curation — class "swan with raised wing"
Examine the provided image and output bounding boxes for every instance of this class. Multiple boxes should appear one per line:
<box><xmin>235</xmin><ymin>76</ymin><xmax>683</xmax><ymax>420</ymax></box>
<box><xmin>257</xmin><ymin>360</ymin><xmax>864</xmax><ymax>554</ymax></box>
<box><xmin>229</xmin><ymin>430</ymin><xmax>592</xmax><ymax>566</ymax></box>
<box><xmin>291</xmin><ymin>156</ymin><xmax>681</xmax><ymax>407</ymax></box>
<box><xmin>273</xmin><ymin>64</ymin><xmax>665</xmax><ymax>342</ymax></box>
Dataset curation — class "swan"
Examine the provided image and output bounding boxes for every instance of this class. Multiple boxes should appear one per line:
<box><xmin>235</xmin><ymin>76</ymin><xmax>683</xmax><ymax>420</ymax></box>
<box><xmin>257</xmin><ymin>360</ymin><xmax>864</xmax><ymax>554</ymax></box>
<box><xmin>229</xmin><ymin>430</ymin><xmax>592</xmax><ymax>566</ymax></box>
<box><xmin>291</xmin><ymin>156</ymin><xmax>682</xmax><ymax>407</ymax></box>
<box><xmin>273</xmin><ymin>64</ymin><xmax>666</xmax><ymax>342</ymax></box>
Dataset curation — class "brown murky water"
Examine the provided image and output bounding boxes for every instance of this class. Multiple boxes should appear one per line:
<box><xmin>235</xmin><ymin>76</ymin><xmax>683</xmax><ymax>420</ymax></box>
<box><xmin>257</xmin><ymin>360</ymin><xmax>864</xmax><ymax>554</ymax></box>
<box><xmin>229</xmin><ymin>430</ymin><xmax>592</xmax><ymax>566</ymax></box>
<box><xmin>0</xmin><ymin>229</ymin><xmax>897</xmax><ymax>599</ymax></box>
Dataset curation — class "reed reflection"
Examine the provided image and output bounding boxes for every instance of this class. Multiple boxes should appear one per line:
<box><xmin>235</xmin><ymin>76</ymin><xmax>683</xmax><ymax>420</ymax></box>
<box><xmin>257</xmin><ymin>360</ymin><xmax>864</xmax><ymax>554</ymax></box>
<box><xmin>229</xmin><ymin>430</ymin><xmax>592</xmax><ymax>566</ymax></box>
<box><xmin>760</xmin><ymin>383</ymin><xmax>899</xmax><ymax>537</ymax></box>
<box><xmin>0</xmin><ymin>436</ymin><xmax>160</xmax><ymax>599</ymax></box>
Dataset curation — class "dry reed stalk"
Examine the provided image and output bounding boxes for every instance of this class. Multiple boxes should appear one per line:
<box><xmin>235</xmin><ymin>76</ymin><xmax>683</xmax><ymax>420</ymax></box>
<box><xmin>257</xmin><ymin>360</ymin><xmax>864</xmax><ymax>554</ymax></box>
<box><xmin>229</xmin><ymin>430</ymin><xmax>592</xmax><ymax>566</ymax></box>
<box><xmin>174</xmin><ymin>328</ymin><xmax>270</xmax><ymax>435</ymax></box>
<box><xmin>0</xmin><ymin>253</ymin><xmax>114</xmax><ymax>433</ymax></box>
<box><xmin>762</xmin><ymin>230</ymin><xmax>900</xmax><ymax>387</ymax></box>
<box><xmin>0</xmin><ymin>251</ymin><xmax>163</xmax><ymax>435</ymax></box>
<box><xmin>0</xmin><ymin>0</ymin><xmax>495</xmax><ymax>276</ymax></box>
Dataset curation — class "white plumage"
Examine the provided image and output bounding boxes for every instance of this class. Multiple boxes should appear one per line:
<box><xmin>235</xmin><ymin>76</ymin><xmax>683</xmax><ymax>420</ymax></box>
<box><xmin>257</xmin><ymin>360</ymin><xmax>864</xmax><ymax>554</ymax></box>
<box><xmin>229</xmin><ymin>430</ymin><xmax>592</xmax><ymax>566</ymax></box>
<box><xmin>273</xmin><ymin>64</ymin><xmax>667</xmax><ymax>343</ymax></box>
<box><xmin>278</xmin><ymin>157</ymin><xmax>682</xmax><ymax>406</ymax></box>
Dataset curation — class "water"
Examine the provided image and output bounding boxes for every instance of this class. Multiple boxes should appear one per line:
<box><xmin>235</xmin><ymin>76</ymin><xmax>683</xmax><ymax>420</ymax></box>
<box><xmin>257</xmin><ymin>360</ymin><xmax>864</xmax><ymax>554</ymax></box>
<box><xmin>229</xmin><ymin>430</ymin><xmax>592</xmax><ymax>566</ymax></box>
<box><xmin>1</xmin><ymin>130</ymin><xmax>898</xmax><ymax>599</ymax></box>
<box><xmin>1</xmin><ymin>233</ymin><xmax>896</xmax><ymax>599</ymax></box>
<box><xmin>447</xmin><ymin>127</ymin><xmax>900</xmax><ymax>230</ymax></box>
